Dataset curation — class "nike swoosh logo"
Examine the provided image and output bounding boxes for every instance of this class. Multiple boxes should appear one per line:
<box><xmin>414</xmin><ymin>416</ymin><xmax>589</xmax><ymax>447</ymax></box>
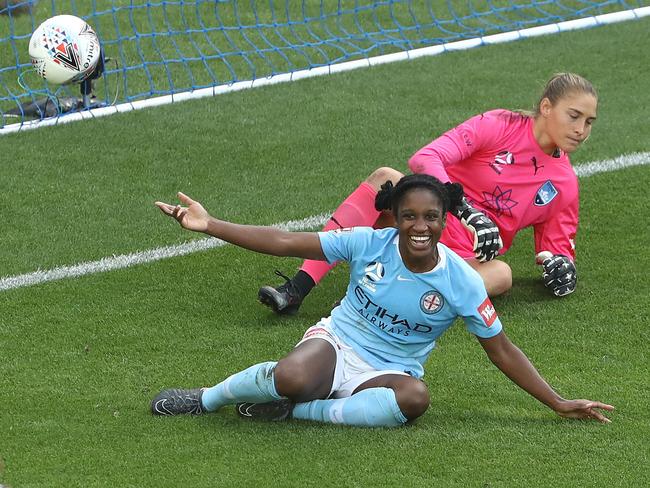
<box><xmin>397</xmin><ymin>275</ymin><xmax>414</xmax><ymax>281</ymax></box>
<box><xmin>238</xmin><ymin>404</ymin><xmax>254</xmax><ymax>417</ymax></box>
<box><xmin>154</xmin><ymin>399</ymin><xmax>171</xmax><ymax>415</ymax></box>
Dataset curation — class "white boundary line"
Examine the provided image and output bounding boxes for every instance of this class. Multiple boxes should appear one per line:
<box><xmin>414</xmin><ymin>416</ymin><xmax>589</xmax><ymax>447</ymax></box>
<box><xmin>2</xmin><ymin>6</ymin><xmax>649</xmax><ymax>136</ymax></box>
<box><xmin>573</xmin><ymin>151</ymin><xmax>650</xmax><ymax>177</ymax></box>
<box><xmin>0</xmin><ymin>213</ymin><xmax>330</xmax><ymax>292</ymax></box>
<box><xmin>1</xmin><ymin>152</ymin><xmax>649</xmax><ymax>292</ymax></box>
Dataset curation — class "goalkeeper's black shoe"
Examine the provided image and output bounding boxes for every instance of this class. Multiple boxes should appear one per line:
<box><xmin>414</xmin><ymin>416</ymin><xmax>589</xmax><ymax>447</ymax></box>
<box><xmin>258</xmin><ymin>270</ymin><xmax>304</xmax><ymax>315</ymax></box>
<box><xmin>236</xmin><ymin>399</ymin><xmax>295</xmax><ymax>421</ymax></box>
<box><xmin>151</xmin><ymin>388</ymin><xmax>205</xmax><ymax>416</ymax></box>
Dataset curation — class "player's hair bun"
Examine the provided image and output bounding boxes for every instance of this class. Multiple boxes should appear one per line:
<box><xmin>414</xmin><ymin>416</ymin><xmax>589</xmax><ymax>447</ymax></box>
<box><xmin>374</xmin><ymin>180</ymin><xmax>394</xmax><ymax>211</ymax></box>
<box><xmin>444</xmin><ymin>182</ymin><xmax>465</xmax><ymax>210</ymax></box>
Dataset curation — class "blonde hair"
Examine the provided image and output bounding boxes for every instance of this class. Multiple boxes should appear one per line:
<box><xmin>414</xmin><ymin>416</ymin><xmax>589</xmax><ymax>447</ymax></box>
<box><xmin>534</xmin><ymin>72</ymin><xmax>597</xmax><ymax>116</ymax></box>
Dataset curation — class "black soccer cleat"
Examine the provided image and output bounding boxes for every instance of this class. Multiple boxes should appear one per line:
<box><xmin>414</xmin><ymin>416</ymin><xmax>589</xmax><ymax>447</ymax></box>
<box><xmin>236</xmin><ymin>399</ymin><xmax>295</xmax><ymax>421</ymax></box>
<box><xmin>258</xmin><ymin>270</ymin><xmax>304</xmax><ymax>315</ymax></box>
<box><xmin>151</xmin><ymin>388</ymin><xmax>205</xmax><ymax>416</ymax></box>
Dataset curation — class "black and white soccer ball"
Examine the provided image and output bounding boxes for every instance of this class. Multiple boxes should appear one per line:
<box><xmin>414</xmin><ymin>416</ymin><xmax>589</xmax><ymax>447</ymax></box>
<box><xmin>29</xmin><ymin>14</ymin><xmax>101</xmax><ymax>85</ymax></box>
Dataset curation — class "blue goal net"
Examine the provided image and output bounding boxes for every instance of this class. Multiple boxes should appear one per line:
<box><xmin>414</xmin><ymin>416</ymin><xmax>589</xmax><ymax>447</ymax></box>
<box><xmin>1</xmin><ymin>0</ymin><xmax>648</xmax><ymax>130</ymax></box>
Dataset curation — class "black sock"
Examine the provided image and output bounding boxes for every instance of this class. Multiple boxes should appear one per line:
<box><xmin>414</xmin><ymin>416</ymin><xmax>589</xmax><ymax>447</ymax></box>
<box><xmin>292</xmin><ymin>270</ymin><xmax>316</xmax><ymax>298</ymax></box>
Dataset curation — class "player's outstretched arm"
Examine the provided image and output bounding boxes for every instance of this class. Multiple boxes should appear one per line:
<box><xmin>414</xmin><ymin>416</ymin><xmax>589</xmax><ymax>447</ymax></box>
<box><xmin>477</xmin><ymin>332</ymin><xmax>614</xmax><ymax>423</ymax></box>
<box><xmin>155</xmin><ymin>192</ymin><xmax>327</xmax><ymax>260</ymax></box>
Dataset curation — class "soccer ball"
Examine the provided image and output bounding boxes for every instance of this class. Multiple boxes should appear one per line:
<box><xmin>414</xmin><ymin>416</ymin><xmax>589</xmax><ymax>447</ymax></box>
<box><xmin>29</xmin><ymin>15</ymin><xmax>101</xmax><ymax>85</ymax></box>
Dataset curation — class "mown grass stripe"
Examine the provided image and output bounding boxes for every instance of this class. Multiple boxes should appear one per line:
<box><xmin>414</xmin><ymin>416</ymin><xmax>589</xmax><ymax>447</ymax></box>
<box><xmin>1</xmin><ymin>151</ymin><xmax>648</xmax><ymax>292</ymax></box>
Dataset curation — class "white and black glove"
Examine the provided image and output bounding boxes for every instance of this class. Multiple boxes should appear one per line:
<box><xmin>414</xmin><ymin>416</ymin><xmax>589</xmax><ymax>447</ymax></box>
<box><xmin>453</xmin><ymin>198</ymin><xmax>503</xmax><ymax>262</ymax></box>
<box><xmin>540</xmin><ymin>254</ymin><xmax>577</xmax><ymax>297</ymax></box>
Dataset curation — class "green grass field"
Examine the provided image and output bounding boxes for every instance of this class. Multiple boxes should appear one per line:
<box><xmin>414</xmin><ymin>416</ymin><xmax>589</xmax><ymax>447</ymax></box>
<box><xmin>1</xmin><ymin>15</ymin><xmax>649</xmax><ymax>488</ymax></box>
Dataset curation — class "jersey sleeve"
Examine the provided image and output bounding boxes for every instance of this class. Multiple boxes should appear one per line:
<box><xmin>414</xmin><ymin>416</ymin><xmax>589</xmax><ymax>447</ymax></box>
<box><xmin>456</xmin><ymin>268</ymin><xmax>503</xmax><ymax>338</ymax></box>
<box><xmin>408</xmin><ymin>112</ymin><xmax>496</xmax><ymax>182</ymax></box>
<box><xmin>533</xmin><ymin>190</ymin><xmax>579</xmax><ymax>261</ymax></box>
<box><xmin>318</xmin><ymin>227</ymin><xmax>374</xmax><ymax>265</ymax></box>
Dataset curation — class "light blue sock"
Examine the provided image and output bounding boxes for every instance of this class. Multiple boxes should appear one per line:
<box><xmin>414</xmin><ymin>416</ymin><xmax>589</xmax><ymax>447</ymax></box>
<box><xmin>292</xmin><ymin>387</ymin><xmax>408</xmax><ymax>427</ymax></box>
<box><xmin>201</xmin><ymin>361</ymin><xmax>282</xmax><ymax>412</ymax></box>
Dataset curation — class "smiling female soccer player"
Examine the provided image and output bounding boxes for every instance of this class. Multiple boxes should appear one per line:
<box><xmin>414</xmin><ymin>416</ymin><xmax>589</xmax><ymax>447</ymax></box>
<box><xmin>259</xmin><ymin>73</ymin><xmax>597</xmax><ymax>315</ymax></box>
<box><xmin>151</xmin><ymin>175</ymin><xmax>613</xmax><ymax>427</ymax></box>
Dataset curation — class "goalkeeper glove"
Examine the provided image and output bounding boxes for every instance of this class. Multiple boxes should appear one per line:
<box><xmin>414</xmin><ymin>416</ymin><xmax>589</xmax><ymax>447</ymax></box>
<box><xmin>541</xmin><ymin>254</ymin><xmax>577</xmax><ymax>297</ymax></box>
<box><xmin>453</xmin><ymin>198</ymin><xmax>503</xmax><ymax>262</ymax></box>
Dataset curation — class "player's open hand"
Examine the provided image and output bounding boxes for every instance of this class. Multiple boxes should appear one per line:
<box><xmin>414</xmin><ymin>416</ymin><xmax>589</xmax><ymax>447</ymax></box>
<box><xmin>554</xmin><ymin>399</ymin><xmax>614</xmax><ymax>424</ymax></box>
<box><xmin>155</xmin><ymin>192</ymin><xmax>210</xmax><ymax>232</ymax></box>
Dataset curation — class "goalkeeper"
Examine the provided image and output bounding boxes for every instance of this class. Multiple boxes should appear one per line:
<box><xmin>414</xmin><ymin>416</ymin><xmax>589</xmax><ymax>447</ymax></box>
<box><xmin>259</xmin><ymin>73</ymin><xmax>595</xmax><ymax>315</ymax></box>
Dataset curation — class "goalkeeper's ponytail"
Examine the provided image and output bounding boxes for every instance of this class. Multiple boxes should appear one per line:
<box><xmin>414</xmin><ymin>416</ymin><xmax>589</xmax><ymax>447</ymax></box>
<box><xmin>534</xmin><ymin>73</ymin><xmax>597</xmax><ymax>116</ymax></box>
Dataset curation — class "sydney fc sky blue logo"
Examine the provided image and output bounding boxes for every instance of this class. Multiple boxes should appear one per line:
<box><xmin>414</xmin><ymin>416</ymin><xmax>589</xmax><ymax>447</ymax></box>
<box><xmin>420</xmin><ymin>291</ymin><xmax>444</xmax><ymax>314</ymax></box>
<box><xmin>534</xmin><ymin>180</ymin><xmax>558</xmax><ymax>206</ymax></box>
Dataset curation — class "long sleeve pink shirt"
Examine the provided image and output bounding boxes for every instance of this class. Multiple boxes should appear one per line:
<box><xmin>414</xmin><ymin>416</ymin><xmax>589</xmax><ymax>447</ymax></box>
<box><xmin>409</xmin><ymin>109</ymin><xmax>578</xmax><ymax>260</ymax></box>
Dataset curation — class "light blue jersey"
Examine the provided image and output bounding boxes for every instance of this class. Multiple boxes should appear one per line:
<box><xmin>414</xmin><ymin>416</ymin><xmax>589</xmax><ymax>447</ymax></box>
<box><xmin>319</xmin><ymin>227</ymin><xmax>503</xmax><ymax>379</ymax></box>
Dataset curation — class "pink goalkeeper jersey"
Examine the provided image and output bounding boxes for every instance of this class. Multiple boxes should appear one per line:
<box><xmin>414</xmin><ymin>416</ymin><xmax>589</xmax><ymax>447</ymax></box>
<box><xmin>409</xmin><ymin>109</ymin><xmax>578</xmax><ymax>261</ymax></box>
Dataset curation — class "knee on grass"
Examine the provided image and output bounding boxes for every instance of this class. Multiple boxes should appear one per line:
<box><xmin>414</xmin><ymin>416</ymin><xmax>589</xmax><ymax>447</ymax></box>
<box><xmin>394</xmin><ymin>380</ymin><xmax>430</xmax><ymax>421</ymax></box>
<box><xmin>273</xmin><ymin>357</ymin><xmax>332</xmax><ymax>402</ymax></box>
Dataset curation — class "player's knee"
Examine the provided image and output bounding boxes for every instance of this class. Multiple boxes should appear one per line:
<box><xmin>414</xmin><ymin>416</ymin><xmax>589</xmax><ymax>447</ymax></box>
<box><xmin>477</xmin><ymin>260</ymin><xmax>512</xmax><ymax>297</ymax></box>
<box><xmin>273</xmin><ymin>357</ymin><xmax>318</xmax><ymax>400</ymax></box>
<box><xmin>501</xmin><ymin>264</ymin><xmax>513</xmax><ymax>293</ymax></box>
<box><xmin>395</xmin><ymin>380</ymin><xmax>430</xmax><ymax>420</ymax></box>
<box><xmin>365</xmin><ymin>167</ymin><xmax>403</xmax><ymax>191</ymax></box>
<box><xmin>489</xmin><ymin>262</ymin><xmax>512</xmax><ymax>296</ymax></box>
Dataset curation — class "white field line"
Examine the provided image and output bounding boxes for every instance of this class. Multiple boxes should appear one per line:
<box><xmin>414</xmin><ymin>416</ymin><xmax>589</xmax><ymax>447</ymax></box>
<box><xmin>0</xmin><ymin>213</ymin><xmax>330</xmax><ymax>292</ymax></box>
<box><xmin>1</xmin><ymin>6</ymin><xmax>649</xmax><ymax>136</ymax></box>
<box><xmin>1</xmin><ymin>151</ymin><xmax>649</xmax><ymax>292</ymax></box>
<box><xmin>573</xmin><ymin>151</ymin><xmax>650</xmax><ymax>177</ymax></box>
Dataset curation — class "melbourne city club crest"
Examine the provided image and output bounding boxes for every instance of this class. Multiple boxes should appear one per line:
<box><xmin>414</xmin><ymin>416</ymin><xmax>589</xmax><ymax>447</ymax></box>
<box><xmin>420</xmin><ymin>290</ymin><xmax>444</xmax><ymax>314</ymax></box>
